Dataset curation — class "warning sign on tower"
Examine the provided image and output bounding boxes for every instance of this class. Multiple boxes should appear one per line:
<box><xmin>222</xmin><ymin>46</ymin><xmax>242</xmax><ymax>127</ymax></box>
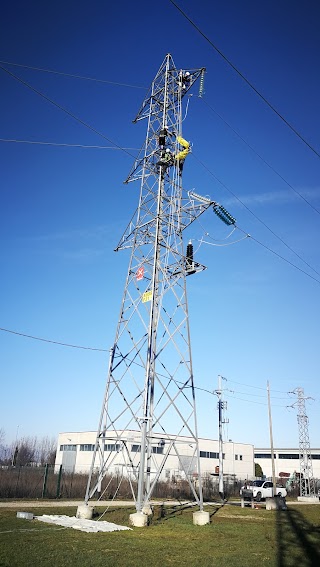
<box><xmin>136</xmin><ymin>266</ymin><xmax>144</xmax><ymax>281</ymax></box>
<box><xmin>142</xmin><ymin>291</ymin><xmax>152</xmax><ymax>303</ymax></box>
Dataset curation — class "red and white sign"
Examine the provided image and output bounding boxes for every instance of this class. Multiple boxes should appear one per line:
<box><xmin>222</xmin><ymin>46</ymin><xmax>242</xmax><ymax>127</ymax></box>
<box><xmin>136</xmin><ymin>266</ymin><xmax>144</xmax><ymax>281</ymax></box>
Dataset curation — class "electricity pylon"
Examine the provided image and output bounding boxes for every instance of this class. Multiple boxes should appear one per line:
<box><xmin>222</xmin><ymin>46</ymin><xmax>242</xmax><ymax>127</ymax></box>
<box><xmin>291</xmin><ymin>387</ymin><xmax>315</xmax><ymax>497</ymax></box>
<box><xmin>84</xmin><ymin>54</ymin><xmax>234</xmax><ymax>520</ymax></box>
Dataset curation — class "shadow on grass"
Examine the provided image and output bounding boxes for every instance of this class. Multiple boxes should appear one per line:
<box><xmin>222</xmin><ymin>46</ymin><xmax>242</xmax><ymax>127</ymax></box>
<box><xmin>153</xmin><ymin>502</ymin><xmax>195</xmax><ymax>523</ymax></box>
<box><xmin>276</xmin><ymin>507</ymin><xmax>320</xmax><ymax>567</ymax></box>
<box><xmin>152</xmin><ymin>501</ymin><xmax>222</xmax><ymax>524</ymax></box>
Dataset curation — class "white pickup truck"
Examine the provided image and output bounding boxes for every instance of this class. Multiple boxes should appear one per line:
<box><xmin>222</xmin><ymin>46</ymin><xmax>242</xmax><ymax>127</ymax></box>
<box><xmin>240</xmin><ymin>480</ymin><xmax>287</xmax><ymax>501</ymax></box>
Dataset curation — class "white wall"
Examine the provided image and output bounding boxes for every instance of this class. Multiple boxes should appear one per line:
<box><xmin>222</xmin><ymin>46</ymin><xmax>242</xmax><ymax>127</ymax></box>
<box><xmin>55</xmin><ymin>430</ymin><xmax>255</xmax><ymax>480</ymax></box>
<box><xmin>254</xmin><ymin>448</ymin><xmax>320</xmax><ymax>480</ymax></box>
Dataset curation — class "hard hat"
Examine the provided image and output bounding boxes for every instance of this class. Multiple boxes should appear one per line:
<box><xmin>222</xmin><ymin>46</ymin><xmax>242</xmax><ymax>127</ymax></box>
<box><xmin>185</xmin><ymin>72</ymin><xmax>190</xmax><ymax>76</ymax></box>
<box><xmin>166</xmin><ymin>148</ymin><xmax>171</xmax><ymax>153</ymax></box>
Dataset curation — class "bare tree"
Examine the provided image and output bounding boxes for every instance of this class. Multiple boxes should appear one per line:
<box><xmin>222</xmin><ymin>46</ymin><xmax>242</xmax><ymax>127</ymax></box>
<box><xmin>14</xmin><ymin>436</ymin><xmax>37</xmax><ymax>466</ymax></box>
<box><xmin>36</xmin><ymin>436</ymin><xmax>57</xmax><ymax>465</ymax></box>
<box><xmin>0</xmin><ymin>428</ymin><xmax>7</xmax><ymax>463</ymax></box>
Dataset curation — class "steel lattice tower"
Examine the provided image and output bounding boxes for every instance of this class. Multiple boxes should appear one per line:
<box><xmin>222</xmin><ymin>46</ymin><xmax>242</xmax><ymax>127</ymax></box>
<box><xmin>293</xmin><ymin>387</ymin><xmax>315</xmax><ymax>497</ymax></box>
<box><xmin>84</xmin><ymin>54</ymin><xmax>214</xmax><ymax>516</ymax></box>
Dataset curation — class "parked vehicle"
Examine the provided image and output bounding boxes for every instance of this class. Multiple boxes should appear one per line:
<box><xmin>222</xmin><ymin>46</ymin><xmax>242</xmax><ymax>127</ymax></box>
<box><xmin>240</xmin><ymin>480</ymin><xmax>287</xmax><ymax>501</ymax></box>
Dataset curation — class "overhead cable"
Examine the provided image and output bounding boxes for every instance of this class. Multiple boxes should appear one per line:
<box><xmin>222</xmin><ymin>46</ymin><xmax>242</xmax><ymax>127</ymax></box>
<box><xmin>225</xmin><ymin>388</ymin><xmax>292</xmax><ymax>400</ymax></box>
<box><xmin>0</xmin><ymin>326</ymin><xmax>108</xmax><ymax>352</ymax></box>
<box><xmin>201</xmin><ymin>98</ymin><xmax>320</xmax><ymax>217</ymax></box>
<box><xmin>0</xmin><ymin>326</ymin><xmax>309</xmax><ymax>408</ymax></box>
<box><xmin>0</xmin><ymin>60</ymin><xmax>146</xmax><ymax>89</ymax></box>
<box><xmin>0</xmin><ymin>65</ymin><xmax>136</xmax><ymax>160</ymax></box>
<box><xmin>222</xmin><ymin>376</ymin><xmax>293</xmax><ymax>394</ymax></box>
<box><xmin>198</xmin><ymin>235</ymin><xmax>249</xmax><ymax>247</ymax></box>
<box><xmin>169</xmin><ymin>0</ymin><xmax>320</xmax><ymax>160</ymax></box>
<box><xmin>224</xmin><ymin>392</ymin><xmax>289</xmax><ymax>408</ymax></box>
<box><xmin>0</xmin><ymin>138</ymin><xmax>140</xmax><ymax>150</ymax></box>
<box><xmin>237</xmin><ymin>228</ymin><xmax>320</xmax><ymax>285</ymax></box>
<box><xmin>192</xmin><ymin>152</ymin><xmax>320</xmax><ymax>280</ymax></box>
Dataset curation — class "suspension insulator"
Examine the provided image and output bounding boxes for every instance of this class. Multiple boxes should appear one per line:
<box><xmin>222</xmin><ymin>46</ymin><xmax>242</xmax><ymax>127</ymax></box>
<box><xmin>213</xmin><ymin>205</ymin><xmax>236</xmax><ymax>226</ymax></box>
<box><xmin>199</xmin><ymin>69</ymin><xmax>205</xmax><ymax>98</ymax></box>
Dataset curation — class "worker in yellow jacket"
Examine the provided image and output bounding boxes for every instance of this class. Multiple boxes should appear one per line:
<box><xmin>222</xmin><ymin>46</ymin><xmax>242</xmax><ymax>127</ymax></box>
<box><xmin>175</xmin><ymin>135</ymin><xmax>190</xmax><ymax>176</ymax></box>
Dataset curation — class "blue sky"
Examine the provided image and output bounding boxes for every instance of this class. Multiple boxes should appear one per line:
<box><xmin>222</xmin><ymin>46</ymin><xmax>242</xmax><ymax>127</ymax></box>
<box><xmin>1</xmin><ymin>0</ymin><xmax>320</xmax><ymax>450</ymax></box>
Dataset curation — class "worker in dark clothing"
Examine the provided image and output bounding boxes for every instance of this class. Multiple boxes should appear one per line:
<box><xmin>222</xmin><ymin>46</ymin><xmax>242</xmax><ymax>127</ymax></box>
<box><xmin>158</xmin><ymin>128</ymin><xmax>168</xmax><ymax>148</ymax></box>
<box><xmin>156</xmin><ymin>148</ymin><xmax>174</xmax><ymax>173</ymax></box>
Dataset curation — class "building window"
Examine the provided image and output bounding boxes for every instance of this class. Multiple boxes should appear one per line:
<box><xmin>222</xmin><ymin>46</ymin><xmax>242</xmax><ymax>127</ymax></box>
<box><xmin>79</xmin><ymin>444</ymin><xmax>95</xmax><ymax>451</ymax></box>
<box><xmin>311</xmin><ymin>454</ymin><xmax>320</xmax><ymax>460</ymax></box>
<box><xmin>278</xmin><ymin>454</ymin><xmax>299</xmax><ymax>459</ymax></box>
<box><xmin>239</xmin><ymin>455</ymin><xmax>243</xmax><ymax>461</ymax></box>
<box><xmin>152</xmin><ymin>446</ymin><xmax>164</xmax><ymax>454</ymax></box>
<box><xmin>132</xmin><ymin>445</ymin><xmax>141</xmax><ymax>452</ymax></box>
<box><xmin>255</xmin><ymin>454</ymin><xmax>272</xmax><ymax>459</ymax></box>
<box><xmin>235</xmin><ymin>455</ymin><xmax>238</xmax><ymax>460</ymax></box>
<box><xmin>105</xmin><ymin>444</ymin><xmax>121</xmax><ymax>452</ymax></box>
<box><xmin>200</xmin><ymin>451</ymin><xmax>219</xmax><ymax>459</ymax></box>
<box><xmin>60</xmin><ymin>444</ymin><xmax>77</xmax><ymax>452</ymax></box>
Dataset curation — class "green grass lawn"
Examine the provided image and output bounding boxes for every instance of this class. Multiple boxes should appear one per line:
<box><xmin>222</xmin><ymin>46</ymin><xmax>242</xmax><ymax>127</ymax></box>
<box><xmin>0</xmin><ymin>503</ymin><xmax>319</xmax><ymax>567</ymax></box>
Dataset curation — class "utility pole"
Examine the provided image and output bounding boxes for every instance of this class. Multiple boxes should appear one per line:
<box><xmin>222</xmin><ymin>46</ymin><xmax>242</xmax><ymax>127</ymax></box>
<box><xmin>290</xmin><ymin>387</ymin><xmax>315</xmax><ymax>497</ymax></box>
<box><xmin>83</xmin><ymin>54</ymin><xmax>234</xmax><ymax>526</ymax></box>
<box><xmin>267</xmin><ymin>381</ymin><xmax>276</xmax><ymax>497</ymax></box>
<box><xmin>215</xmin><ymin>375</ymin><xmax>228</xmax><ymax>500</ymax></box>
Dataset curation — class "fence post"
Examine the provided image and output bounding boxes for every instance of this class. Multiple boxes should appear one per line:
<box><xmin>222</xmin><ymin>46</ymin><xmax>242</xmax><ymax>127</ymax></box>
<box><xmin>42</xmin><ymin>464</ymin><xmax>49</xmax><ymax>499</ymax></box>
<box><xmin>56</xmin><ymin>465</ymin><xmax>62</xmax><ymax>498</ymax></box>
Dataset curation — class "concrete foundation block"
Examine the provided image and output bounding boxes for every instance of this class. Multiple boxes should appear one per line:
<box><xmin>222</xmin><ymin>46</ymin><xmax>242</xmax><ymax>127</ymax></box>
<box><xmin>129</xmin><ymin>512</ymin><xmax>148</xmax><ymax>527</ymax></box>
<box><xmin>17</xmin><ymin>511</ymin><xmax>34</xmax><ymax>520</ymax></box>
<box><xmin>76</xmin><ymin>504</ymin><xmax>94</xmax><ymax>519</ymax></box>
<box><xmin>266</xmin><ymin>497</ymin><xmax>287</xmax><ymax>511</ymax></box>
<box><xmin>241</xmin><ymin>497</ymin><xmax>254</xmax><ymax>509</ymax></box>
<box><xmin>193</xmin><ymin>510</ymin><xmax>210</xmax><ymax>526</ymax></box>
<box><xmin>297</xmin><ymin>496</ymin><xmax>319</xmax><ymax>504</ymax></box>
<box><xmin>142</xmin><ymin>505</ymin><xmax>153</xmax><ymax>516</ymax></box>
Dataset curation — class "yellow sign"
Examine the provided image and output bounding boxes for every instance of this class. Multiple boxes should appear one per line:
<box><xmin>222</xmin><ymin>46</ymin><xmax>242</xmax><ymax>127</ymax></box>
<box><xmin>142</xmin><ymin>291</ymin><xmax>152</xmax><ymax>303</ymax></box>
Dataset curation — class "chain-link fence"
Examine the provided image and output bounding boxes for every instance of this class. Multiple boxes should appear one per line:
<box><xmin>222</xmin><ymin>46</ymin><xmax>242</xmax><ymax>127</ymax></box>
<box><xmin>0</xmin><ymin>466</ymin><xmax>304</xmax><ymax>500</ymax></box>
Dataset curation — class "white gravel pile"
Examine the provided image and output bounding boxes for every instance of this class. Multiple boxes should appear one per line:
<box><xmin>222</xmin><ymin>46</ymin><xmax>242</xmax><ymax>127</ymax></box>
<box><xmin>36</xmin><ymin>514</ymin><xmax>132</xmax><ymax>533</ymax></box>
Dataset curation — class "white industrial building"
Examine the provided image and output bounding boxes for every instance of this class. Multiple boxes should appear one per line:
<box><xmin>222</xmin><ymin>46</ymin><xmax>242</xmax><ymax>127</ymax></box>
<box><xmin>55</xmin><ymin>431</ymin><xmax>320</xmax><ymax>484</ymax></box>
<box><xmin>254</xmin><ymin>448</ymin><xmax>320</xmax><ymax>480</ymax></box>
<box><xmin>55</xmin><ymin>430</ymin><xmax>255</xmax><ymax>481</ymax></box>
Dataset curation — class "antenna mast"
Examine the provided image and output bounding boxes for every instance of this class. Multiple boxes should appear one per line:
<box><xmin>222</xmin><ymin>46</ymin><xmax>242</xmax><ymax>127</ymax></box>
<box><xmin>84</xmin><ymin>54</ymin><xmax>211</xmax><ymax>525</ymax></box>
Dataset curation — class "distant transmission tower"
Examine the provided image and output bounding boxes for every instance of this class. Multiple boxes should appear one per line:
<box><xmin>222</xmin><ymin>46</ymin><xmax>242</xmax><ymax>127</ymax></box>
<box><xmin>84</xmin><ymin>54</ymin><xmax>235</xmax><ymax>524</ymax></box>
<box><xmin>291</xmin><ymin>387</ymin><xmax>315</xmax><ymax>497</ymax></box>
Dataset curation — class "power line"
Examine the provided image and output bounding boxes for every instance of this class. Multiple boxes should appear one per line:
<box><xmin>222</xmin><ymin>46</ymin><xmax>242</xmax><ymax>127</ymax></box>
<box><xmin>0</xmin><ymin>326</ymin><xmax>108</xmax><ymax>352</ymax></box>
<box><xmin>224</xmin><ymin>392</ymin><xmax>289</xmax><ymax>408</ymax></box>
<box><xmin>192</xmin><ymin>152</ymin><xmax>320</xmax><ymax>282</ymax></box>
<box><xmin>0</xmin><ymin>138</ymin><xmax>140</xmax><ymax>150</ymax></box>
<box><xmin>242</xmin><ymin>231</ymin><xmax>320</xmax><ymax>285</ymax></box>
<box><xmin>201</xmin><ymin>98</ymin><xmax>320</xmax><ymax>217</ymax></box>
<box><xmin>225</xmin><ymin>388</ymin><xmax>292</xmax><ymax>400</ymax></box>
<box><xmin>0</xmin><ymin>326</ymin><xmax>311</xmax><ymax>408</ymax></box>
<box><xmin>221</xmin><ymin>376</ymin><xmax>293</xmax><ymax>395</ymax></box>
<box><xmin>0</xmin><ymin>60</ymin><xmax>146</xmax><ymax>89</ymax></box>
<box><xmin>0</xmin><ymin>65</ymin><xmax>136</xmax><ymax>160</ymax></box>
<box><xmin>4</xmin><ymin>64</ymin><xmax>318</xmax><ymax>285</ymax></box>
<box><xmin>169</xmin><ymin>0</ymin><xmax>320</xmax><ymax>161</ymax></box>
